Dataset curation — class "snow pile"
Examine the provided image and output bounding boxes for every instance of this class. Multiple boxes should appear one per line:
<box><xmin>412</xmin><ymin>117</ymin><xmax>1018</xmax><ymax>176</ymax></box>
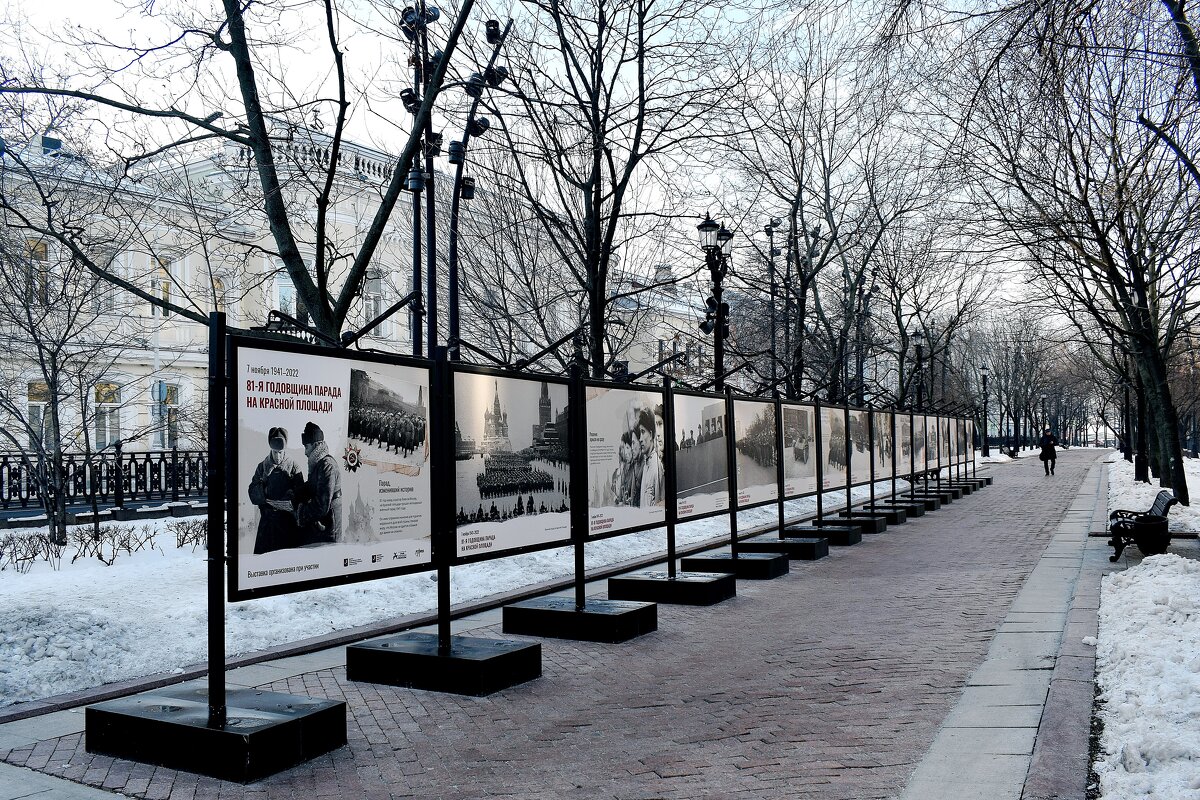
<box><xmin>1095</xmin><ymin>554</ymin><xmax>1200</xmax><ymax>799</ymax></box>
<box><xmin>1107</xmin><ymin>455</ymin><xmax>1200</xmax><ymax>533</ymax></box>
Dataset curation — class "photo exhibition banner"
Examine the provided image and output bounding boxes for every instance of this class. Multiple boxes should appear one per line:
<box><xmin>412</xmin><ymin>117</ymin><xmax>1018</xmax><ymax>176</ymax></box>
<box><xmin>872</xmin><ymin>410</ymin><xmax>894</xmax><ymax>481</ymax></box>
<box><xmin>453</xmin><ymin>372</ymin><xmax>571</xmax><ymax>558</ymax></box>
<box><xmin>939</xmin><ymin>416</ymin><xmax>952</xmax><ymax>467</ymax></box>
<box><xmin>821</xmin><ymin>406</ymin><xmax>847</xmax><ymax>489</ymax></box>
<box><xmin>586</xmin><ymin>386</ymin><xmax>667</xmax><ymax>536</ymax></box>
<box><xmin>848</xmin><ymin>409</ymin><xmax>872</xmax><ymax>486</ymax></box>
<box><xmin>897</xmin><ymin>413</ymin><xmax>913</xmax><ymax>476</ymax></box>
<box><xmin>233</xmin><ymin>343</ymin><xmax>432</xmax><ymax>598</ymax></box>
<box><xmin>673</xmin><ymin>393</ymin><xmax>730</xmax><ymax>519</ymax></box>
<box><xmin>913</xmin><ymin>415</ymin><xmax>928</xmax><ymax>471</ymax></box>
<box><xmin>781</xmin><ymin>403</ymin><xmax>817</xmax><ymax>498</ymax></box>
<box><xmin>732</xmin><ymin>399</ymin><xmax>778</xmax><ymax>507</ymax></box>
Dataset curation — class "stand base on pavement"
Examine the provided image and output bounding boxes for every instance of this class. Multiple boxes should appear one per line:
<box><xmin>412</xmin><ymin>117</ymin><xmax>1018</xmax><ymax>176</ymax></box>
<box><xmin>741</xmin><ymin>533</ymin><xmax>828</xmax><ymax>560</ymax></box>
<box><xmin>904</xmin><ymin>493</ymin><xmax>945</xmax><ymax>509</ymax></box>
<box><xmin>85</xmin><ymin>685</ymin><xmax>346</xmax><ymax>783</ymax></box>
<box><xmin>853</xmin><ymin>506</ymin><xmax>908</xmax><ymax>524</ymax></box>
<box><xmin>608</xmin><ymin>570</ymin><xmax>736</xmax><ymax>605</ymax></box>
<box><xmin>865</xmin><ymin>502</ymin><xmax>923</xmax><ymax>519</ymax></box>
<box><xmin>945</xmin><ymin>482</ymin><xmax>975</xmax><ymax>495</ymax></box>
<box><xmin>679</xmin><ymin>551</ymin><xmax>790</xmax><ymax>579</ymax></box>
<box><xmin>784</xmin><ymin>525</ymin><xmax>862</xmax><ymax>546</ymax></box>
<box><xmin>832</xmin><ymin>512</ymin><xmax>888</xmax><ymax>533</ymax></box>
<box><xmin>502</xmin><ymin>596</ymin><xmax>657</xmax><ymax>643</ymax></box>
<box><xmin>345</xmin><ymin>632</ymin><xmax>540</xmax><ymax>696</ymax></box>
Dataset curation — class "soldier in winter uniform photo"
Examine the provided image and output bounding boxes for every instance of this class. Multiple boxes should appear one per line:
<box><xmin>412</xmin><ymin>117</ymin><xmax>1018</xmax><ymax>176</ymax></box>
<box><xmin>247</xmin><ymin>427</ymin><xmax>304</xmax><ymax>554</ymax></box>
<box><xmin>295</xmin><ymin>421</ymin><xmax>343</xmax><ymax>545</ymax></box>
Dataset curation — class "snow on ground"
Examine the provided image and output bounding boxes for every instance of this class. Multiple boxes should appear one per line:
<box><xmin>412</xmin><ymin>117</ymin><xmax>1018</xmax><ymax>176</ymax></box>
<box><xmin>0</xmin><ymin>480</ymin><xmax>902</xmax><ymax>708</ymax></box>
<box><xmin>1096</xmin><ymin>451</ymin><xmax>1200</xmax><ymax>799</ymax></box>
<box><xmin>1094</xmin><ymin>554</ymin><xmax>1200</xmax><ymax>799</ymax></box>
<box><xmin>1106</xmin><ymin>452</ymin><xmax>1200</xmax><ymax>533</ymax></box>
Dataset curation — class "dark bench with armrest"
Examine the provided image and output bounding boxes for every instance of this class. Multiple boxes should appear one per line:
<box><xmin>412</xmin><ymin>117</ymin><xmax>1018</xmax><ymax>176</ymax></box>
<box><xmin>1108</xmin><ymin>489</ymin><xmax>1176</xmax><ymax>562</ymax></box>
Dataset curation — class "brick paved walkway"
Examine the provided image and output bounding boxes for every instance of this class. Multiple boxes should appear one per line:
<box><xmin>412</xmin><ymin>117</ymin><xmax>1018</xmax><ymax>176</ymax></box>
<box><xmin>1</xmin><ymin>450</ymin><xmax>1106</xmax><ymax>799</ymax></box>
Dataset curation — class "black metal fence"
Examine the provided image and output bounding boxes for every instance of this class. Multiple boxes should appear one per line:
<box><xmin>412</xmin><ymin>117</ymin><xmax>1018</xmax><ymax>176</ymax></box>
<box><xmin>0</xmin><ymin>448</ymin><xmax>208</xmax><ymax>510</ymax></box>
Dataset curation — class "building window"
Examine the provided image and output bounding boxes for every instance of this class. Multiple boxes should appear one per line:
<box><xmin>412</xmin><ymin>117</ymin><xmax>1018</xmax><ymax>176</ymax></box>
<box><xmin>94</xmin><ymin>382</ymin><xmax>121</xmax><ymax>449</ymax></box>
<box><xmin>27</xmin><ymin>381</ymin><xmax>53</xmax><ymax>448</ymax></box>
<box><xmin>151</xmin><ymin>259</ymin><xmax>172</xmax><ymax>317</ymax></box>
<box><xmin>363</xmin><ymin>272</ymin><xmax>389</xmax><ymax>337</ymax></box>
<box><xmin>151</xmin><ymin>381</ymin><xmax>179</xmax><ymax>449</ymax></box>
<box><xmin>275</xmin><ymin>274</ymin><xmax>309</xmax><ymax>324</ymax></box>
<box><xmin>24</xmin><ymin>239</ymin><xmax>50</xmax><ymax>306</ymax></box>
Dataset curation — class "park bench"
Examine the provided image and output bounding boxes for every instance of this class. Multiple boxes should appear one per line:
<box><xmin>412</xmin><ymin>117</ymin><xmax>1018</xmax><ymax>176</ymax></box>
<box><xmin>1108</xmin><ymin>489</ymin><xmax>1176</xmax><ymax>562</ymax></box>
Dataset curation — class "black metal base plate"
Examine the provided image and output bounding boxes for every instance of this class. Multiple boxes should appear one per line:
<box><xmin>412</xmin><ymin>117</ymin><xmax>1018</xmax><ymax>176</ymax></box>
<box><xmin>741</xmin><ymin>533</ymin><xmax>828</xmax><ymax>560</ymax></box>
<box><xmin>865</xmin><ymin>503</ymin><xmax>921</xmax><ymax>519</ymax></box>
<box><xmin>679</xmin><ymin>551</ymin><xmax>790</xmax><ymax>579</ymax></box>
<box><xmin>85</xmin><ymin>685</ymin><xmax>346</xmax><ymax>783</ymax></box>
<box><xmin>945</xmin><ymin>483</ymin><xmax>975</xmax><ymax>495</ymax></box>
<box><xmin>608</xmin><ymin>570</ymin><xmax>736</xmax><ymax>605</ymax></box>
<box><xmin>346</xmin><ymin>632</ymin><xmax>541</xmax><ymax>696</ymax></box>
<box><xmin>502</xmin><ymin>596</ymin><xmax>657</xmax><ymax>643</ymax></box>
<box><xmin>783</xmin><ymin>525</ymin><xmax>861</xmax><ymax>546</ymax></box>
<box><xmin>905</xmin><ymin>493</ymin><xmax>946</xmax><ymax>508</ymax></box>
<box><xmin>832</xmin><ymin>513</ymin><xmax>888</xmax><ymax>533</ymax></box>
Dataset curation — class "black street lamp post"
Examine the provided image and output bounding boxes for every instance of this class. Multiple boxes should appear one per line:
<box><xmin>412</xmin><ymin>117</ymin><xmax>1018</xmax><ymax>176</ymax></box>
<box><xmin>981</xmin><ymin>364</ymin><xmax>990</xmax><ymax>457</ymax></box>
<box><xmin>698</xmin><ymin>215</ymin><xmax>734</xmax><ymax>391</ymax></box>
<box><xmin>913</xmin><ymin>331</ymin><xmax>925</xmax><ymax>412</ymax></box>
<box><xmin>764</xmin><ymin>218</ymin><xmax>781</xmax><ymax>395</ymax></box>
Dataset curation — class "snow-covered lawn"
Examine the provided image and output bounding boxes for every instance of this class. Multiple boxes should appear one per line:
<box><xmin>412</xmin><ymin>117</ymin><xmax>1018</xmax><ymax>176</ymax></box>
<box><xmin>1096</xmin><ymin>453</ymin><xmax>1200</xmax><ymax>799</ymax></box>
<box><xmin>0</xmin><ymin>482</ymin><xmax>901</xmax><ymax>708</ymax></box>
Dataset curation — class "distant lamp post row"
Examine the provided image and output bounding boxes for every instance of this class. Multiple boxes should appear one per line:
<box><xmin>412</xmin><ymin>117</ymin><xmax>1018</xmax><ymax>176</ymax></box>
<box><xmin>697</xmin><ymin>214</ymin><xmax>734</xmax><ymax>390</ymax></box>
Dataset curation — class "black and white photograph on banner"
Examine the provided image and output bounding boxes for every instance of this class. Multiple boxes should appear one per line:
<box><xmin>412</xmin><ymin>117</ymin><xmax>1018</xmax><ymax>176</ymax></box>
<box><xmin>781</xmin><ymin>403</ymin><xmax>817</xmax><ymax>497</ymax></box>
<box><xmin>897</xmin><ymin>414</ymin><xmax>913</xmax><ymax>473</ymax></box>
<box><xmin>673</xmin><ymin>393</ymin><xmax>730</xmax><ymax>519</ymax></box>
<box><xmin>586</xmin><ymin>386</ymin><xmax>667</xmax><ymax>535</ymax></box>
<box><xmin>454</xmin><ymin>374</ymin><xmax>571</xmax><ymax>558</ymax></box>
<box><xmin>849</xmin><ymin>409</ymin><xmax>872</xmax><ymax>485</ymax></box>
<box><xmin>821</xmin><ymin>406</ymin><xmax>847</xmax><ymax>489</ymax></box>
<box><xmin>732</xmin><ymin>400</ymin><xmax>778</xmax><ymax>507</ymax></box>
<box><xmin>940</xmin><ymin>416</ymin><xmax>952</xmax><ymax>466</ymax></box>
<box><xmin>913</xmin><ymin>416</ymin><xmax>928</xmax><ymax>468</ymax></box>
<box><xmin>235</xmin><ymin>344</ymin><xmax>432</xmax><ymax>597</ymax></box>
<box><xmin>873</xmin><ymin>411</ymin><xmax>894</xmax><ymax>480</ymax></box>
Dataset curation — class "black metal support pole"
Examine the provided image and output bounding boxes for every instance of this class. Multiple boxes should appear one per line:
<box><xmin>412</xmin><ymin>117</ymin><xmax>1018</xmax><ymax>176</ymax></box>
<box><xmin>775</xmin><ymin>398</ymin><xmax>785</xmax><ymax>531</ymax></box>
<box><xmin>114</xmin><ymin>440</ymin><xmax>124</xmax><ymax>509</ymax></box>
<box><xmin>890</xmin><ymin>409</ymin><xmax>898</xmax><ymax>500</ymax></box>
<box><xmin>908</xmin><ymin>411</ymin><xmax>916</xmax><ymax>496</ymax></box>
<box><xmin>206</xmin><ymin>311</ymin><xmax>227</xmax><ymax>729</ymax></box>
<box><xmin>768</xmin><ymin>228</ymin><xmax>778</xmax><ymax>395</ymax></box>
<box><xmin>867</xmin><ymin>407</ymin><xmax>876</xmax><ymax>509</ymax></box>
<box><xmin>663</xmin><ymin>376</ymin><xmax>679</xmax><ymax>579</ymax></box>
<box><xmin>725</xmin><ymin>389</ymin><xmax>738</xmax><ymax>558</ymax></box>
<box><xmin>843</xmin><ymin>405</ymin><xmax>852</xmax><ymax>514</ymax></box>
<box><xmin>814</xmin><ymin>399</ymin><xmax>825</xmax><ymax>519</ymax></box>
<box><xmin>432</xmin><ymin>347</ymin><xmax>453</xmax><ymax>652</ymax></box>
<box><xmin>411</xmin><ymin>185</ymin><xmax>423</xmax><ymax>357</ymax></box>
<box><xmin>569</xmin><ymin>351</ymin><xmax>587</xmax><ymax>611</ymax></box>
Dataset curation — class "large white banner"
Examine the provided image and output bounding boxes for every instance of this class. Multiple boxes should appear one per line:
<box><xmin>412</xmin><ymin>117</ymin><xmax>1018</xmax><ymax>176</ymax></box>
<box><xmin>232</xmin><ymin>343</ymin><xmax>432</xmax><ymax>598</ymax></box>
<box><xmin>673</xmin><ymin>393</ymin><xmax>730</xmax><ymax>519</ymax></box>
<box><xmin>781</xmin><ymin>403</ymin><xmax>817</xmax><ymax>497</ymax></box>
<box><xmin>454</xmin><ymin>372</ymin><xmax>571</xmax><ymax>558</ymax></box>
<box><xmin>732</xmin><ymin>399</ymin><xmax>778</xmax><ymax>507</ymax></box>
<box><xmin>586</xmin><ymin>386</ymin><xmax>667</xmax><ymax>536</ymax></box>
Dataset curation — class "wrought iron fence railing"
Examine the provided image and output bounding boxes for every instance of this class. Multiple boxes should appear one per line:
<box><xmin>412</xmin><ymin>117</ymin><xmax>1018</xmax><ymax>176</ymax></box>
<box><xmin>0</xmin><ymin>448</ymin><xmax>208</xmax><ymax>510</ymax></box>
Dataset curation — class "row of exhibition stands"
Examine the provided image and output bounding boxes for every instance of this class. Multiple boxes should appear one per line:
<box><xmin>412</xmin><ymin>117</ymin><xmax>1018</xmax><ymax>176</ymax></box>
<box><xmin>82</xmin><ymin>320</ymin><xmax>987</xmax><ymax>783</ymax></box>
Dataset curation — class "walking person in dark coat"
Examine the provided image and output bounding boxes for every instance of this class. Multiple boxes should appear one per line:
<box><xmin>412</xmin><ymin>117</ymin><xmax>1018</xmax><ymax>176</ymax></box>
<box><xmin>1039</xmin><ymin>428</ymin><xmax>1059</xmax><ymax>476</ymax></box>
